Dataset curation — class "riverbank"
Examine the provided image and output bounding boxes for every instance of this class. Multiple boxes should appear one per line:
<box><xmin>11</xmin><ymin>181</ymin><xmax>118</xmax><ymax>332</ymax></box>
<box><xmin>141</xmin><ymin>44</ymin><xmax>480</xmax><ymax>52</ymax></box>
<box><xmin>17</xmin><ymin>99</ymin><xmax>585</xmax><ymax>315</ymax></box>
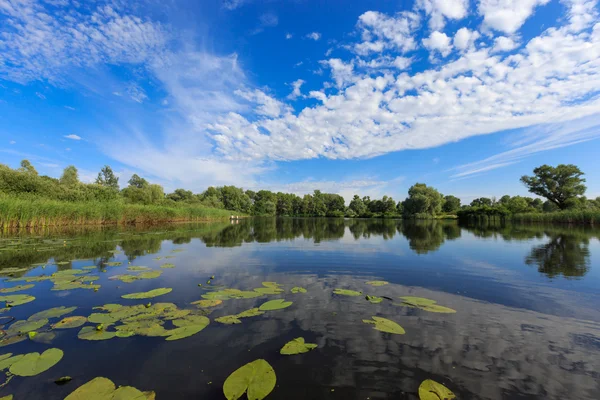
<box><xmin>0</xmin><ymin>196</ymin><xmax>236</xmax><ymax>229</ymax></box>
<box><xmin>458</xmin><ymin>209</ymin><xmax>599</xmax><ymax>225</ymax></box>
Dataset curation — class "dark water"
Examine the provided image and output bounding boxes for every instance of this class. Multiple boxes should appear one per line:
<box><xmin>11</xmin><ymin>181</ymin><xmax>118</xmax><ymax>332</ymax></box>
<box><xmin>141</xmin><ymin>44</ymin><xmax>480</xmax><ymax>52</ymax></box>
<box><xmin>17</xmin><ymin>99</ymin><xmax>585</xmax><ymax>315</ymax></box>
<box><xmin>1</xmin><ymin>218</ymin><xmax>599</xmax><ymax>399</ymax></box>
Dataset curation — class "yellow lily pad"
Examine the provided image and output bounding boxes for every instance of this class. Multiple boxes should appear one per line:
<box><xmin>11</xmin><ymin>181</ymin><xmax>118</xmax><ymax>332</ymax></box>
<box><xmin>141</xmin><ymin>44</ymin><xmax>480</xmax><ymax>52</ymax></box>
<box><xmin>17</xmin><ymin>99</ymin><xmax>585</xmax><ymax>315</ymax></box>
<box><xmin>280</xmin><ymin>337</ymin><xmax>317</xmax><ymax>355</ymax></box>
<box><xmin>418</xmin><ymin>379</ymin><xmax>456</xmax><ymax>400</ymax></box>
<box><xmin>365</xmin><ymin>295</ymin><xmax>383</xmax><ymax>304</ymax></box>
<box><xmin>291</xmin><ymin>287</ymin><xmax>307</xmax><ymax>294</ymax></box>
<box><xmin>366</xmin><ymin>281</ymin><xmax>389</xmax><ymax>286</ymax></box>
<box><xmin>362</xmin><ymin>316</ymin><xmax>405</xmax><ymax>335</ymax></box>
<box><xmin>333</xmin><ymin>289</ymin><xmax>362</xmax><ymax>296</ymax></box>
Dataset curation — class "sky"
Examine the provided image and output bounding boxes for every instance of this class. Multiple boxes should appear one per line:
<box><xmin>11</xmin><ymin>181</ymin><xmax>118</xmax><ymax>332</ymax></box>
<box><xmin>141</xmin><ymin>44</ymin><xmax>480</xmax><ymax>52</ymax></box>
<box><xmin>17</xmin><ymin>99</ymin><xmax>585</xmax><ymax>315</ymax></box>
<box><xmin>1</xmin><ymin>0</ymin><xmax>600</xmax><ymax>204</ymax></box>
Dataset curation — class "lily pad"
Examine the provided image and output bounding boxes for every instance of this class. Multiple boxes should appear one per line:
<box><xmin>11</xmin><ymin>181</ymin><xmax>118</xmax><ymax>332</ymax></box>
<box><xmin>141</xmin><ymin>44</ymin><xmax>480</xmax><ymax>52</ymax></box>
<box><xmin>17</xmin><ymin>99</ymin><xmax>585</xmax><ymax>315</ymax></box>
<box><xmin>223</xmin><ymin>359</ymin><xmax>276</xmax><ymax>400</ymax></box>
<box><xmin>122</xmin><ymin>288</ymin><xmax>172</xmax><ymax>299</ymax></box>
<box><xmin>235</xmin><ymin>308</ymin><xmax>264</xmax><ymax>318</ymax></box>
<box><xmin>0</xmin><ymin>354</ymin><xmax>24</xmax><ymax>370</ymax></box>
<box><xmin>0</xmin><ymin>335</ymin><xmax>27</xmax><ymax>347</ymax></box>
<box><xmin>398</xmin><ymin>297</ymin><xmax>456</xmax><ymax>314</ymax></box>
<box><xmin>365</xmin><ymin>295</ymin><xmax>383</xmax><ymax>304</ymax></box>
<box><xmin>77</xmin><ymin>326</ymin><xmax>116</xmax><ymax>341</ymax></box>
<box><xmin>7</xmin><ymin>318</ymin><xmax>48</xmax><ymax>334</ymax></box>
<box><xmin>9</xmin><ymin>348</ymin><xmax>63</xmax><ymax>376</ymax></box>
<box><xmin>87</xmin><ymin>313</ymin><xmax>119</xmax><ymax>324</ymax></box>
<box><xmin>103</xmin><ymin>262</ymin><xmax>122</xmax><ymax>267</ymax></box>
<box><xmin>160</xmin><ymin>263</ymin><xmax>175</xmax><ymax>269</ymax></box>
<box><xmin>166</xmin><ymin>315</ymin><xmax>210</xmax><ymax>341</ymax></box>
<box><xmin>192</xmin><ymin>299</ymin><xmax>223</xmax><ymax>308</ymax></box>
<box><xmin>29</xmin><ymin>306</ymin><xmax>77</xmax><ymax>321</ymax></box>
<box><xmin>333</xmin><ymin>289</ymin><xmax>362</xmax><ymax>296</ymax></box>
<box><xmin>362</xmin><ymin>316</ymin><xmax>405</xmax><ymax>335</ymax></box>
<box><xmin>253</xmin><ymin>287</ymin><xmax>283</xmax><ymax>295</ymax></box>
<box><xmin>30</xmin><ymin>332</ymin><xmax>56</xmax><ymax>344</ymax></box>
<box><xmin>261</xmin><ymin>282</ymin><xmax>282</xmax><ymax>289</ymax></box>
<box><xmin>64</xmin><ymin>376</ymin><xmax>155</xmax><ymax>400</ymax></box>
<box><xmin>127</xmin><ymin>266</ymin><xmax>151</xmax><ymax>271</ymax></box>
<box><xmin>291</xmin><ymin>287</ymin><xmax>307</xmax><ymax>294</ymax></box>
<box><xmin>280</xmin><ymin>337</ymin><xmax>318</xmax><ymax>355</ymax></box>
<box><xmin>0</xmin><ymin>294</ymin><xmax>35</xmax><ymax>307</ymax></box>
<box><xmin>115</xmin><ymin>321</ymin><xmax>169</xmax><ymax>337</ymax></box>
<box><xmin>258</xmin><ymin>299</ymin><xmax>293</xmax><ymax>311</ymax></box>
<box><xmin>138</xmin><ymin>271</ymin><xmax>163</xmax><ymax>279</ymax></box>
<box><xmin>0</xmin><ymin>395</ymin><xmax>12</xmax><ymax>400</ymax></box>
<box><xmin>366</xmin><ymin>281</ymin><xmax>389</xmax><ymax>286</ymax></box>
<box><xmin>52</xmin><ymin>316</ymin><xmax>87</xmax><ymax>329</ymax></box>
<box><xmin>0</xmin><ymin>284</ymin><xmax>34</xmax><ymax>293</ymax></box>
<box><xmin>418</xmin><ymin>379</ymin><xmax>456</xmax><ymax>400</ymax></box>
<box><xmin>215</xmin><ymin>315</ymin><xmax>242</xmax><ymax>325</ymax></box>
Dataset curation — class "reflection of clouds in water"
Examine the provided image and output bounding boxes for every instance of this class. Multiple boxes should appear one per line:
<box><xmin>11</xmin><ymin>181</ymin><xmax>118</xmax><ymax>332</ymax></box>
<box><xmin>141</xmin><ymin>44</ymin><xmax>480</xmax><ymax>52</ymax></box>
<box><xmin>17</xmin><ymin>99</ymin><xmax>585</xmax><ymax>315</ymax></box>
<box><xmin>134</xmin><ymin>273</ymin><xmax>600</xmax><ymax>399</ymax></box>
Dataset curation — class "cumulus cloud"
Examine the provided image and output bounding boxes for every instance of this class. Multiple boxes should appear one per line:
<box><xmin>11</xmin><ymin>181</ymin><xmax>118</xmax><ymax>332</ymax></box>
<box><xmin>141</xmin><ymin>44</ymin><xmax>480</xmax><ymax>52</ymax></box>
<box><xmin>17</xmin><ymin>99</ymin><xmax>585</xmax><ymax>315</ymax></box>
<box><xmin>491</xmin><ymin>36</ymin><xmax>519</xmax><ymax>52</ymax></box>
<box><xmin>354</xmin><ymin>11</ymin><xmax>420</xmax><ymax>55</ymax></box>
<box><xmin>286</xmin><ymin>33</ymin><xmax>293</xmax><ymax>39</ymax></box>
<box><xmin>423</xmin><ymin>31</ymin><xmax>453</xmax><ymax>57</ymax></box>
<box><xmin>306</xmin><ymin>32</ymin><xmax>321</xmax><ymax>41</ymax></box>
<box><xmin>416</xmin><ymin>0</ymin><xmax>469</xmax><ymax>30</ymax></box>
<box><xmin>478</xmin><ymin>0</ymin><xmax>551</xmax><ymax>34</ymax></box>
<box><xmin>320</xmin><ymin>58</ymin><xmax>355</xmax><ymax>88</ymax></box>
<box><xmin>64</xmin><ymin>134</ymin><xmax>82</xmax><ymax>140</ymax></box>
<box><xmin>287</xmin><ymin>79</ymin><xmax>305</xmax><ymax>100</ymax></box>
<box><xmin>453</xmin><ymin>28</ymin><xmax>480</xmax><ymax>51</ymax></box>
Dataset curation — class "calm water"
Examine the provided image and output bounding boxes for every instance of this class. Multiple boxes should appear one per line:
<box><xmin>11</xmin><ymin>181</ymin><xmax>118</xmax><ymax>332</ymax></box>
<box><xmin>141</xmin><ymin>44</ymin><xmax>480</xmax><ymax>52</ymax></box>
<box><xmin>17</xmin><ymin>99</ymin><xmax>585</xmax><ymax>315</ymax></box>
<box><xmin>1</xmin><ymin>218</ymin><xmax>599</xmax><ymax>399</ymax></box>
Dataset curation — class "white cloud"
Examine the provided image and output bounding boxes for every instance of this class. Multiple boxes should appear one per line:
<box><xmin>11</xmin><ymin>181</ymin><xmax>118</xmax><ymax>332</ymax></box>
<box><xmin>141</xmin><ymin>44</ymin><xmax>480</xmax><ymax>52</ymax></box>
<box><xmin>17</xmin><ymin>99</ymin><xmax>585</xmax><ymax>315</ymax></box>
<box><xmin>354</xmin><ymin>11</ymin><xmax>420</xmax><ymax>55</ymax></box>
<box><xmin>306</xmin><ymin>32</ymin><xmax>321</xmax><ymax>41</ymax></box>
<box><xmin>64</xmin><ymin>106</ymin><xmax>76</xmax><ymax>111</ymax></box>
<box><xmin>492</xmin><ymin>36</ymin><xmax>519</xmax><ymax>52</ymax></box>
<box><xmin>320</xmin><ymin>58</ymin><xmax>355</xmax><ymax>88</ymax></box>
<box><xmin>64</xmin><ymin>134</ymin><xmax>82</xmax><ymax>140</ymax></box>
<box><xmin>453</xmin><ymin>28</ymin><xmax>480</xmax><ymax>51</ymax></box>
<box><xmin>287</xmin><ymin>79</ymin><xmax>305</xmax><ymax>100</ymax></box>
<box><xmin>356</xmin><ymin>55</ymin><xmax>413</xmax><ymax>70</ymax></box>
<box><xmin>423</xmin><ymin>31</ymin><xmax>453</xmax><ymax>57</ymax></box>
<box><xmin>65</xmin><ymin>147</ymin><xmax>71</xmax><ymax>151</ymax></box>
<box><xmin>127</xmin><ymin>83</ymin><xmax>148</xmax><ymax>103</ymax></box>
<box><xmin>416</xmin><ymin>0</ymin><xmax>470</xmax><ymax>30</ymax></box>
<box><xmin>35</xmin><ymin>92</ymin><xmax>46</xmax><ymax>99</ymax></box>
<box><xmin>478</xmin><ymin>0</ymin><xmax>551</xmax><ymax>34</ymax></box>
<box><xmin>252</xmin><ymin>13</ymin><xmax>278</xmax><ymax>34</ymax></box>
<box><xmin>286</xmin><ymin>33</ymin><xmax>293</xmax><ymax>39</ymax></box>
<box><xmin>222</xmin><ymin>0</ymin><xmax>250</xmax><ymax>10</ymax></box>
<box><xmin>9</xmin><ymin>140</ymin><xmax>16</xmax><ymax>145</ymax></box>
<box><xmin>234</xmin><ymin>88</ymin><xmax>290</xmax><ymax>118</ymax></box>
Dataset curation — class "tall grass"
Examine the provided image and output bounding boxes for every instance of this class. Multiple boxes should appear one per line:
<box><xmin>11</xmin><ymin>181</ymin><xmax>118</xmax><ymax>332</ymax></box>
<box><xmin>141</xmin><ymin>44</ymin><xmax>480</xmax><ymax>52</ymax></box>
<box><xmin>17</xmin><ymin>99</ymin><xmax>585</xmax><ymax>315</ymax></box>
<box><xmin>0</xmin><ymin>196</ymin><xmax>236</xmax><ymax>229</ymax></box>
<box><xmin>511</xmin><ymin>210</ymin><xmax>600</xmax><ymax>224</ymax></box>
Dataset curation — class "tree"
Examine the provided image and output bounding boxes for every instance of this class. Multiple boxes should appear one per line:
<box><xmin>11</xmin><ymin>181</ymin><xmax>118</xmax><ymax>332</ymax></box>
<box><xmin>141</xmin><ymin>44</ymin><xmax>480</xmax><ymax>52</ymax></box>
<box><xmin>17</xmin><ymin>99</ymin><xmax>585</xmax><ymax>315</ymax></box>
<box><xmin>349</xmin><ymin>195</ymin><xmax>367</xmax><ymax>216</ymax></box>
<box><xmin>382</xmin><ymin>196</ymin><xmax>396</xmax><ymax>214</ymax></box>
<box><xmin>19</xmin><ymin>160</ymin><xmax>38</xmax><ymax>175</ymax></box>
<box><xmin>442</xmin><ymin>195</ymin><xmax>461</xmax><ymax>213</ymax></box>
<box><xmin>520</xmin><ymin>164</ymin><xmax>586</xmax><ymax>210</ymax></box>
<box><xmin>95</xmin><ymin>165</ymin><xmax>119</xmax><ymax>190</ymax></box>
<box><xmin>470</xmin><ymin>197</ymin><xmax>492</xmax><ymax>207</ymax></box>
<box><xmin>60</xmin><ymin>166</ymin><xmax>79</xmax><ymax>186</ymax></box>
<box><xmin>128</xmin><ymin>174</ymin><xmax>148</xmax><ymax>189</ymax></box>
<box><xmin>402</xmin><ymin>183</ymin><xmax>444</xmax><ymax>216</ymax></box>
<box><xmin>167</xmin><ymin>188</ymin><xmax>194</xmax><ymax>202</ymax></box>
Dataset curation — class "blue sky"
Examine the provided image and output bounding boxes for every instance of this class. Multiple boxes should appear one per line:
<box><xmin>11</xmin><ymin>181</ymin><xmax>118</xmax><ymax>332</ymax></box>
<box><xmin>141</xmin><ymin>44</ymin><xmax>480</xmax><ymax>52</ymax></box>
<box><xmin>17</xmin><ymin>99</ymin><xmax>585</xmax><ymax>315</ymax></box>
<box><xmin>1</xmin><ymin>0</ymin><xmax>600</xmax><ymax>204</ymax></box>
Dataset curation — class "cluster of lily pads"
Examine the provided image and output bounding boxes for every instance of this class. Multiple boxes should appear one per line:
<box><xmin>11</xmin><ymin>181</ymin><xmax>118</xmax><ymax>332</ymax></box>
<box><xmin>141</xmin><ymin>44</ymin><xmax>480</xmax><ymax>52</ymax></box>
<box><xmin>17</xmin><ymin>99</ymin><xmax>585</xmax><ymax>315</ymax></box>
<box><xmin>0</xmin><ymin>247</ymin><xmax>458</xmax><ymax>399</ymax></box>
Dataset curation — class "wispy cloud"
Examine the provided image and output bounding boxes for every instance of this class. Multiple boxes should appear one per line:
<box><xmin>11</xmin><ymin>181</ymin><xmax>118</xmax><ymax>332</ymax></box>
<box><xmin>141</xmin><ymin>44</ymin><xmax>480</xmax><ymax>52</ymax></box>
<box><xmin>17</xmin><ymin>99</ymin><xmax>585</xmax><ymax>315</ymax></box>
<box><xmin>251</xmin><ymin>13</ymin><xmax>278</xmax><ymax>35</ymax></box>
<box><xmin>306</xmin><ymin>32</ymin><xmax>321</xmax><ymax>41</ymax></box>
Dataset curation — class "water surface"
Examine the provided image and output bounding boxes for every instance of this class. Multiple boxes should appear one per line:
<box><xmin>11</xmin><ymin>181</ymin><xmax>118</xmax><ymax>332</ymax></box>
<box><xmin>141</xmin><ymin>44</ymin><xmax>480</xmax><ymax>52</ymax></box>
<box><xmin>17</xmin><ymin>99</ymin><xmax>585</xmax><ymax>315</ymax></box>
<box><xmin>1</xmin><ymin>218</ymin><xmax>599</xmax><ymax>399</ymax></box>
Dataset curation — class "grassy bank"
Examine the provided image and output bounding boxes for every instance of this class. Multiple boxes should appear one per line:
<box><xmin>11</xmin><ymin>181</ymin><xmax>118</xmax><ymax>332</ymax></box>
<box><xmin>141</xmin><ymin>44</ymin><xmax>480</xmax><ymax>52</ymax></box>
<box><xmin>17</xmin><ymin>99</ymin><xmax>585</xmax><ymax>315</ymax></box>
<box><xmin>511</xmin><ymin>210</ymin><xmax>600</xmax><ymax>224</ymax></box>
<box><xmin>0</xmin><ymin>196</ymin><xmax>236</xmax><ymax>229</ymax></box>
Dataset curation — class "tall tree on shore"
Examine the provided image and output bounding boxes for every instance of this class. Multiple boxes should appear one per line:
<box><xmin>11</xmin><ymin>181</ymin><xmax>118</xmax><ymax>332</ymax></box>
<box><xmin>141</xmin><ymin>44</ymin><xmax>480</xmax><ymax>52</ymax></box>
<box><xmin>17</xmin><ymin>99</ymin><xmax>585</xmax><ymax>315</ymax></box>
<box><xmin>60</xmin><ymin>165</ymin><xmax>79</xmax><ymax>186</ymax></box>
<box><xmin>95</xmin><ymin>165</ymin><xmax>119</xmax><ymax>190</ymax></box>
<box><xmin>521</xmin><ymin>164</ymin><xmax>586</xmax><ymax>210</ymax></box>
<box><xmin>19</xmin><ymin>159</ymin><xmax>38</xmax><ymax>175</ymax></box>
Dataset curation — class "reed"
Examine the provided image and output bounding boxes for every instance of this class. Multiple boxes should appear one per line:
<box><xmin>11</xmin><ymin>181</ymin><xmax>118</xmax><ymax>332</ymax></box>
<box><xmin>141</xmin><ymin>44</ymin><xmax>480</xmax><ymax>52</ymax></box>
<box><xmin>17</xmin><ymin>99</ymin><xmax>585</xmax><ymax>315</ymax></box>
<box><xmin>0</xmin><ymin>196</ymin><xmax>235</xmax><ymax>229</ymax></box>
<box><xmin>511</xmin><ymin>210</ymin><xmax>600</xmax><ymax>224</ymax></box>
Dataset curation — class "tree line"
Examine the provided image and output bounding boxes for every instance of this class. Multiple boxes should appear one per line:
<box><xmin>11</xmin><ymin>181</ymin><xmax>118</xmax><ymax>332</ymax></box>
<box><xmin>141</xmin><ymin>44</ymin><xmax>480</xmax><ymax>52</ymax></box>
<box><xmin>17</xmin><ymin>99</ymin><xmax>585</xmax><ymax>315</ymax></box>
<box><xmin>2</xmin><ymin>161</ymin><xmax>598</xmax><ymax>218</ymax></box>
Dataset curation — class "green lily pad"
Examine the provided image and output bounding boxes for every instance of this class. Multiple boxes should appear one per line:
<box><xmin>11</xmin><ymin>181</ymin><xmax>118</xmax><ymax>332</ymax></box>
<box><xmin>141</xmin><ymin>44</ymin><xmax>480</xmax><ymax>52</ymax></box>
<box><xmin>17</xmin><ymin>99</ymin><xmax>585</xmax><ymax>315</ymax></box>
<box><xmin>52</xmin><ymin>316</ymin><xmax>87</xmax><ymax>329</ymax></box>
<box><xmin>0</xmin><ymin>284</ymin><xmax>35</xmax><ymax>293</ymax></box>
<box><xmin>30</xmin><ymin>332</ymin><xmax>56</xmax><ymax>344</ymax></box>
<box><xmin>115</xmin><ymin>321</ymin><xmax>169</xmax><ymax>337</ymax></box>
<box><xmin>398</xmin><ymin>297</ymin><xmax>456</xmax><ymax>314</ymax></box>
<box><xmin>0</xmin><ymin>335</ymin><xmax>27</xmax><ymax>347</ymax></box>
<box><xmin>52</xmin><ymin>269</ymin><xmax>86</xmax><ymax>276</ymax></box>
<box><xmin>87</xmin><ymin>313</ymin><xmax>119</xmax><ymax>324</ymax></box>
<box><xmin>29</xmin><ymin>306</ymin><xmax>77</xmax><ymax>321</ymax></box>
<box><xmin>0</xmin><ymin>354</ymin><xmax>24</xmax><ymax>370</ymax></box>
<box><xmin>258</xmin><ymin>299</ymin><xmax>293</xmax><ymax>311</ymax></box>
<box><xmin>366</xmin><ymin>281</ymin><xmax>389</xmax><ymax>286</ymax></box>
<box><xmin>127</xmin><ymin>266</ymin><xmax>151</xmax><ymax>271</ymax></box>
<box><xmin>365</xmin><ymin>295</ymin><xmax>383</xmax><ymax>304</ymax></box>
<box><xmin>0</xmin><ymin>394</ymin><xmax>12</xmax><ymax>400</ymax></box>
<box><xmin>52</xmin><ymin>281</ymin><xmax>101</xmax><ymax>291</ymax></box>
<box><xmin>280</xmin><ymin>337</ymin><xmax>318</xmax><ymax>355</ymax></box>
<box><xmin>202</xmin><ymin>289</ymin><xmax>262</xmax><ymax>300</ymax></box>
<box><xmin>122</xmin><ymin>288</ymin><xmax>172</xmax><ymax>299</ymax></box>
<box><xmin>64</xmin><ymin>376</ymin><xmax>156</xmax><ymax>400</ymax></box>
<box><xmin>418</xmin><ymin>379</ymin><xmax>456</xmax><ymax>400</ymax></box>
<box><xmin>333</xmin><ymin>289</ymin><xmax>362</xmax><ymax>296</ymax></box>
<box><xmin>253</xmin><ymin>287</ymin><xmax>283</xmax><ymax>295</ymax></box>
<box><xmin>103</xmin><ymin>262</ymin><xmax>122</xmax><ymax>267</ymax></box>
<box><xmin>93</xmin><ymin>304</ymin><xmax>123</xmax><ymax>312</ymax></box>
<box><xmin>82</xmin><ymin>266</ymin><xmax>97</xmax><ymax>270</ymax></box>
<box><xmin>9</xmin><ymin>348</ymin><xmax>63</xmax><ymax>376</ymax></box>
<box><xmin>235</xmin><ymin>308</ymin><xmax>264</xmax><ymax>318</ymax></box>
<box><xmin>192</xmin><ymin>299</ymin><xmax>223</xmax><ymax>308</ymax></box>
<box><xmin>362</xmin><ymin>316</ymin><xmax>405</xmax><ymax>335</ymax></box>
<box><xmin>223</xmin><ymin>359</ymin><xmax>276</xmax><ymax>400</ymax></box>
<box><xmin>0</xmin><ymin>294</ymin><xmax>35</xmax><ymax>307</ymax></box>
<box><xmin>77</xmin><ymin>326</ymin><xmax>116</xmax><ymax>341</ymax></box>
<box><xmin>160</xmin><ymin>263</ymin><xmax>175</xmax><ymax>269</ymax></box>
<box><xmin>7</xmin><ymin>318</ymin><xmax>48</xmax><ymax>334</ymax></box>
<box><xmin>262</xmin><ymin>282</ymin><xmax>282</xmax><ymax>288</ymax></box>
<box><xmin>54</xmin><ymin>262</ymin><xmax>70</xmax><ymax>266</ymax></box>
<box><xmin>165</xmin><ymin>315</ymin><xmax>210</xmax><ymax>341</ymax></box>
<box><xmin>291</xmin><ymin>287</ymin><xmax>307</xmax><ymax>294</ymax></box>
<box><xmin>215</xmin><ymin>315</ymin><xmax>242</xmax><ymax>325</ymax></box>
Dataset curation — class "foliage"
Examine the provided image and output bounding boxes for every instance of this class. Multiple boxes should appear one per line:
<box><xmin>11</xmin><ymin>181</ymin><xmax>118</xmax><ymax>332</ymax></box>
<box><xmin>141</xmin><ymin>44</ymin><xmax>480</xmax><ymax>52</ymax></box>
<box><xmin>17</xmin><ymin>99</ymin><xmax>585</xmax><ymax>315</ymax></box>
<box><xmin>521</xmin><ymin>164</ymin><xmax>586</xmax><ymax>210</ymax></box>
<box><xmin>442</xmin><ymin>195</ymin><xmax>461</xmax><ymax>213</ymax></box>
<box><xmin>403</xmin><ymin>183</ymin><xmax>444</xmax><ymax>217</ymax></box>
<box><xmin>64</xmin><ymin>376</ymin><xmax>155</xmax><ymax>400</ymax></box>
<box><xmin>223</xmin><ymin>359</ymin><xmax>276</xmax><ymax>400</ymax></box>
<box><xmin>95</xmin><ymin>165</ymin><xmax>119</xmax><ymax>190</ymax></box>
<box><xmin>418</xmin><ymin>379</ymin><xmax>456</xmax><ymax>400</ymax></box>
<box><xmin>362</xmin><ymin>316</ymin><xmax>405</xmax><ymax>334</ymax></box>
<box><xmin>280</xmin><ymin>337</ymin><xmax>318</xmax><ymax>355</ymax></box>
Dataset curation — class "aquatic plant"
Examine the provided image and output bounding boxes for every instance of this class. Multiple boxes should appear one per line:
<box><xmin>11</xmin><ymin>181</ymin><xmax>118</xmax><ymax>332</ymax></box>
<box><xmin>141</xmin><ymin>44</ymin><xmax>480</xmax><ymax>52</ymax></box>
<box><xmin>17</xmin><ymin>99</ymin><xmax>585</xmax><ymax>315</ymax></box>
<box><xmin>223</xmin><ymin>359</ymin><xmax>276</xmax><ymax>400</ymax></box>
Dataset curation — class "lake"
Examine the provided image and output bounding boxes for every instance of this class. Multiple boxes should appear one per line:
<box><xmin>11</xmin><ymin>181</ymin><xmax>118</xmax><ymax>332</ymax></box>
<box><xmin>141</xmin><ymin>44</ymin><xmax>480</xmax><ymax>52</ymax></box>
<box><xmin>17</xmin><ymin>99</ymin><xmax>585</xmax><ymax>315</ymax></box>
<box><xmin>1</xmin><ymin>218</ymin><xmax>599</xmax><ymax>399</ymax></box>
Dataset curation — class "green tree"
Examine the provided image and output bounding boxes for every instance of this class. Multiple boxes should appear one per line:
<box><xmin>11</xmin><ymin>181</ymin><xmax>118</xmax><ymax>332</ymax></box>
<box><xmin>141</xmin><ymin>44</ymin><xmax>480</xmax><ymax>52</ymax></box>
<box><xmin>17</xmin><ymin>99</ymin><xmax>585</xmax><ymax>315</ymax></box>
<box><xmin>520</xmin><ymin>164</ymin><xmax>586</xmax><ymax>210</ymax></box>
<box><xmin>470</xmin><ymin>197</ymin><xmax>492</xmax><ymax>207</ymax></box>
<box><xmin>167</xmin><ymin>188</ymin><xmax>194</xmax><ymax>202</ymax></box>
<box><xmin>442</xmin><ymin>195</ymin><xmax>461</xmax><ymax>213</ymax></box>
<box><xmin>19</xmin><ymin>160</ymin><xmax>38</xmax><ymax>175</ymax></box>
<box><xmin>382</xmin><ymin>196</ymin><xmax>396</xmax><ymax>214</ymax></box>
<box><xmin>402</xmin><ymin>183</ymin><xmax>444</xmax><ymax>216</ymax></box>
<box><xmin>128</xmin><ymin>174</ymin><xmax>148</xmax><ymax>189</ymax></box>
<box><xmin>349</xmin><ymin>195</ymin><xmax>367</xmax><ymax>216</ymax></box>
<box><xmin>59</xmin><ymin>166</ymin><xmax>79</xmax><ymax>186</ymax></box>
<box><xmin>95</xmin><ymin>165</ymin><xmax>119</xmax><ymax>190</ymax></box>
